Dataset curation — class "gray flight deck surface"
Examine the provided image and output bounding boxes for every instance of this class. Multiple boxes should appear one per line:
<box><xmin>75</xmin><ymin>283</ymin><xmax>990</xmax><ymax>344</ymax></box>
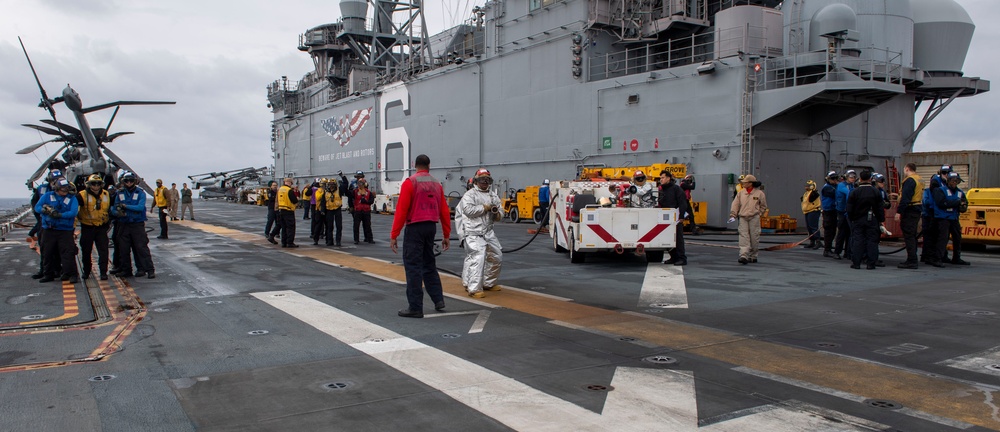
<box><xmin>2</xmin><ymin>200</ymin><xmax>1000</xmax><ymax>431</ymax></box>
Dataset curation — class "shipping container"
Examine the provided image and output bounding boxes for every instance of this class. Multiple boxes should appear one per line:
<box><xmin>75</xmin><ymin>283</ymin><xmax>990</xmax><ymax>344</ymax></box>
<box><xmin>902</xmin><ymin>150</ymin><xmax>1000</xmax><ymax>189</ymax></box>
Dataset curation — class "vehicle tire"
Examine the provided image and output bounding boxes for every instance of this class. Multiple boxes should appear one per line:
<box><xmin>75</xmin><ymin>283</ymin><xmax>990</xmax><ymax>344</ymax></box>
<box><xmin>509</xmin><ymin>206</ymin><xmax>520</xmax><ymax>223</ymax></box>
<box><xmin>382</xmin><ymin>203</ymin><xmax>387</xmax><ymax>213</ymax></box>
<box><xmin>533</xmin><ymin>207</ymin><xmax>545</xmax><ymax>225</ymax></box>
<box><xmin>569</xmin><ymin>231</ymin><xmax>585</xmax><ymax>263</ymax></box>
<box><xmin>645</xmin><ymin>250</ymin><xmax>664</xmax><ymax>263</ymax></box>
<box><xmin>554</xmin><ymin>230</ymin><xmax>566</xmax><ymax>252</ymax></box>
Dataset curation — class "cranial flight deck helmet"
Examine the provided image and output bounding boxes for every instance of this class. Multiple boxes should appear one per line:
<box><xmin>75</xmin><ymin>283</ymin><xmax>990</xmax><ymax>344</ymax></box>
<box><xmin>633</xmin><ymin>170</ymin><xmax>646</xmax><ymax>183</ymax></box>
<box><xmin>87</xmin><ymin>174</ymin><xmax>104</xmax><ymax>186</ymax></box>
<box><xmin>473</xmin><ymin>168</ymin><xmax>492</xmax><ymax>191</ymax></box>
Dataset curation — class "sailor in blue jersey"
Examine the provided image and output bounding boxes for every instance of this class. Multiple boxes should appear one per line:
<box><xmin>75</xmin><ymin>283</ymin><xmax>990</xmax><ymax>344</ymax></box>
<box><xmin>931</xmin><ymin>172</ymin><xmax>970</xmax><ymax>266</ymax></box>
<box><xmin>538</xmin><ymin>179</ymin><xmax>550</xmax><ymax>224</ymax></box>
<box><xmin>820</xmin><ymin>171</ymin><xmax>839</xmax><ymax>257</ymax></box>
<box><xmin>34</xmin><ymin>177</ymin><xmax>79</xmax><ymax>283</ymax></box>
<box><xmin>832</xmin><ymin>170</ymin><xmax>857</xmax><ymax>260</ymax></box>
<box><xmin>113</xmin><ymin>172</ymin><xmax>156</xmax><ymax>279</ymax></box>
<box><xmin>29</xmin><ymin>169</ymin><xmax>62</xmax><ymax>280</ymax></box>
<box><xmin>920</xmin><ymin>165</ymin><xmax>951</xmax><ymax>265</ymax></box>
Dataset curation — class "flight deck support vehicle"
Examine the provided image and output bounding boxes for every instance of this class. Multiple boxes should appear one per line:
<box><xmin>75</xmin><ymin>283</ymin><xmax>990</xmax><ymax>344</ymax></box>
<box><xmin>550</xmin><ymin>180</ymin><xmax>679</xmax><ymax>263</ymax></box>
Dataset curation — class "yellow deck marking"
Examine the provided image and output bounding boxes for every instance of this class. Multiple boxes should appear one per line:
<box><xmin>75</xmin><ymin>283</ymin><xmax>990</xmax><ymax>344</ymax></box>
<box><xmin>9</xmin><ymin>282</ymin><xmax>80</xmax><ymax>326</ymax></box>
<box><xmin>0</xmin><ymin>246</ymin><xmax>146</xmax><ymax>372</ymax></box>
<box><xmin>187</xmin><ymin>220</ymin><xmax>1000</xmax><ymax>429</ymax></box>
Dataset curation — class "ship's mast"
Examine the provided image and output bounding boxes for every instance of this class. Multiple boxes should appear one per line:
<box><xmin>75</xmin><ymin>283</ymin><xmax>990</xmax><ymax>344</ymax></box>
<box><xmin>338</xmin><ymin>0</ymin><xmax>432</xmax><ymax>82</ymax></box>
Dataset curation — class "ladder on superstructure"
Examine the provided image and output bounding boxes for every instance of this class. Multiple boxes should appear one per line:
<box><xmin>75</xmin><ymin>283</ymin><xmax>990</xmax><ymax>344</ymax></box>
<box><xmin>884</xmin><ymin>160</ymin><xmax>900</xmax><ymax>195</ymax></box>
<box><xmin>610</xmin><ymin>0</ymin><xmax>656</xmax><ymax>42</ymax></box>
<box><xmin>740</xmin><ymin>63</ymin><xmax>755</xmax><ymax>176</ymax></box>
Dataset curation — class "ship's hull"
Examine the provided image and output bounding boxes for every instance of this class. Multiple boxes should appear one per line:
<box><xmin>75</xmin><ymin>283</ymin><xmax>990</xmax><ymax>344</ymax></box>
<box><xmin>274</xmin><ymin>56</ymin><xmax>916</xmax><ymax>227</ymax></box>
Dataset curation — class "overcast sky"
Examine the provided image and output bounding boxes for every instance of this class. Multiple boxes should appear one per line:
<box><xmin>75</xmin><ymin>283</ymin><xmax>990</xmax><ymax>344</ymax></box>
<box><xmin>0</xmin><ymin>0</ymin><xmax>995</xmax><ymax>199</ymax></box>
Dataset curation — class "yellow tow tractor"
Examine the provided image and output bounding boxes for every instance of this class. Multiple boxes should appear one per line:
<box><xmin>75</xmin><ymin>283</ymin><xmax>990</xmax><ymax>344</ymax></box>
<box><xmin>960</xmin><ymin>188</ymin><xmax>1000</xmax><ymax>247</ymax></box>
<box><xmin>502</xmin><ymin>185</ymin><xmax>542</xmax><ymax>224</ymax></box>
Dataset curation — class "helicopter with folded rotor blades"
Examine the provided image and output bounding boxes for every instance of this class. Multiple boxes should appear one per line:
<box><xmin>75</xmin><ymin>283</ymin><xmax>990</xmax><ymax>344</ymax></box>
<box><xmin>14</xmin><ymin>36</ymin><xmax>175</xmax><ymax>195</ymax></box>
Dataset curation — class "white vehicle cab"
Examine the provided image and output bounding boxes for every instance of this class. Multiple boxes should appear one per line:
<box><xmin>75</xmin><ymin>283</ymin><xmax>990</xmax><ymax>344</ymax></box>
<box><xmin>549</xmin><ymin>180</ymin><xmax>679</xmax><ymax>263</ymax></box>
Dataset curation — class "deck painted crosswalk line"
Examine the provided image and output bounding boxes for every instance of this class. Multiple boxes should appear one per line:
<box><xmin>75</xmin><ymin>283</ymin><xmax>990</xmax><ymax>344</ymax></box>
<box><xmin>425</xmin><ymin>310</ymin><xmax>491</xmax><ymax>333</ymax></box>
<box><xmin>253</xmin><ymin>291</ymin><xmax>877</xmax><ymax>431</ymax></box>
<box><xmin>638</xmin><ymin>263</ymin><xmax>688</xmax><ymax>308</ymax></box>
<box><xmin>253</xmin><ymin>290</ymin><xmax>606</xmax><ymax>431</ymax></box>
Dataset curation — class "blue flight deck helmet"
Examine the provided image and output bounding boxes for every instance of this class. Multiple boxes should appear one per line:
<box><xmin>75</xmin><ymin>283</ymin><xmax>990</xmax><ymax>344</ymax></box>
<box><xmin>55</xmin><ymin>178</ymin><xmax>71</xmax><ymax>190</ymax></box>
<box><xmin>48</xmin><ymin>169</ymin><xmax>63</xmax><ymax>181</ymax></box>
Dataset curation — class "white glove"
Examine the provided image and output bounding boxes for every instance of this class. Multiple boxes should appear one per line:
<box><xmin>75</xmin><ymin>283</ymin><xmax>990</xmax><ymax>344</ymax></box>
<box><xmin>728</xmin><ymin>217</ymin><xmax>736</xmax><ymax>223</ymax></box>
<box><xmin>683</xmin><ymin>213</ymin><xmax>690</xmax><ymax>219</ymax></box>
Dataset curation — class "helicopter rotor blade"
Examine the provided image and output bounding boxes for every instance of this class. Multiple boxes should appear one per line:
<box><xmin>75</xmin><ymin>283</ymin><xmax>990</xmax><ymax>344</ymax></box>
<box><xmin>104</xmin><ymin>132</ymin><xmax>134</xmax><ymax>142</ymax></box>
<box><xmin>81</xmin><ymin>100</ymin><xmax>176</xmax><ymax>114</ymax></box>
<box><xmin>18</xmin><ymin>37</ymin><xmax>74</xmax><ymax>146</ymax></box>
<box><xmin>16</xmin><ymin>138</ymin><xmax>64</xmax><ymax>155</ymax></box>
<box><xmin>25</xmin><ymin>143</ymin><xmax>71</xmax><ymax>186</ymax></box>
<box><xmin>103</xmin><ymin>147</ymin><xmax>153</xmax><ymax>195</ymax></box>
<box><xmin>39</xmin><ymin>119</ymin><xmax>82</xmax><ymax>136</ymax></box>
<box><xmin>18</xmin><ymin>36</ymin><xmax>57</xmax><ymax>119</ymax></box>
<box><xmin>22</xmin><ymin>123</ymin><xmax>65</xmax><ymax>136</ymax></box>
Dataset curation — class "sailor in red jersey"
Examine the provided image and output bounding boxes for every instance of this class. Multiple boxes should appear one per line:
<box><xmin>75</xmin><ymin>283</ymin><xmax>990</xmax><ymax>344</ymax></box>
<box><xmin>390</xmin><ymin>154</ymin><xmax>452</xmax><ymax>318</ymax></box>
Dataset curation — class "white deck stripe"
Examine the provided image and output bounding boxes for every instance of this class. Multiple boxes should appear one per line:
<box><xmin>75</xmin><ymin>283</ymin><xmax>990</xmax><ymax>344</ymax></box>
<box><xmin>252</xmin><ymin>290</ymin><xmax>607</xmax><ymax>431</ymax></box>
<box><xmin>253</xmin><ymin>290</ymin><xmax>882</xmax><ymax>431</ymax></box>
<box><xmin>638</xmin><ymin>263</ymin><xmax>688</xmax><ymax>308</ymax></box>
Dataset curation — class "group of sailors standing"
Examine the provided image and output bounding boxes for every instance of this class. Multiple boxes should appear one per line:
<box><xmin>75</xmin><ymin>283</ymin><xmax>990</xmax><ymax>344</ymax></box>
<box><xmin>28</xmin><ymin>169</ymin><xmax>155</xmax><ymax>283</ymax></box>
<box><xmin>263</xmin><ymin>170</ymin><xmax>376</xmax><ymax>248</ymax></box>
<box><xmin>804</xmin><ymin>163</ymin><xmax>969</xmax><ymax>269</ymax></box>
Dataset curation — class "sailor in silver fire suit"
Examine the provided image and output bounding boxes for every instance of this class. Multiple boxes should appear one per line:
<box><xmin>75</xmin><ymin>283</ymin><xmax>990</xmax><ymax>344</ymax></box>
<box><xmin>629</xmin><ymin>170</ymin><xmax>657</xmax><ymax>208</ymax></box>
<box><xmin>458</xmin><ymin>168</ymin><xmax>504</xmax><ymax>298</ymax></box>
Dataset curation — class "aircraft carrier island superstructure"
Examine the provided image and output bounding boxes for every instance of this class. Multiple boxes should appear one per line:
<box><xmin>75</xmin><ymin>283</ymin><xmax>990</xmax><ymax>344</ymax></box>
<box><xmin>267</xmin><ymin>0</ymin><xmax>989</xmax><ymax>227</ymax></box>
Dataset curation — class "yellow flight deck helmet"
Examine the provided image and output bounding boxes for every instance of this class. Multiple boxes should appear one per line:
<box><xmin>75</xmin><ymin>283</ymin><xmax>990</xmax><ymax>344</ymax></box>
<box><xmin>805</xmin><ymin>180</ymin><xmax>816</xmax><ymax>190</ymax></box>
<box><xmin>87</xmin><ymin>174</ymin><xmax>104</xmax><ymax>185</ymax></box>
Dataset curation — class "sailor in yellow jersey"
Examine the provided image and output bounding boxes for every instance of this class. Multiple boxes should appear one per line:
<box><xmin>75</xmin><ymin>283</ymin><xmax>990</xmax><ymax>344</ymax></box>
<box><xmin>151</xmin><ymin>179</ymin><xmax>169</xmax><ymax>239</ymax></box>
<box><xmin>895</xmin><ymin>163</ymin><xmax>924</xmax><ymax>269</ymax></box>
<box><xmin>315</xmin><ymin>178</ymin><xmax>344</xmax><ymax>246</ymax></box>
<box><xmin>273</xmin><ymin>177</ymin><xmax>300</xmax><ymax>247</ymax></box>
<box><xmin>77</xmin><ymin>174</ymin><xmax>112</xmax><ymax>280</ymax></box>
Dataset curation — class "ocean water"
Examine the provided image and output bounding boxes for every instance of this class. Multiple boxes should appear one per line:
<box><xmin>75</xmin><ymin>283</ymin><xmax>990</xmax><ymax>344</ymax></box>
<box><xmin>1</xmin><ymin>198</ymin><xmax>31</xmax><ymax>213</ymax></box>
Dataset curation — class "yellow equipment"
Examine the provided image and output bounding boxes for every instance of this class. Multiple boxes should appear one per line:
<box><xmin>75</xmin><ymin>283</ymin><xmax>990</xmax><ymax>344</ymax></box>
<box><xmin>959</xmin><ymin>188</ymin><xmax>1000</xmax><ymax>246</ymax></box>
<box><xmin>502</xmin><ymin>185</ymin><xmax>542</xmax><ymax>223</ymax></box>
<box><xmin>579</xmin><ymin>163</ymin><xmax>707</xmax><ymax>227</ymax></box>
<box><xmin>579</xmin><ymin>163</ymin><xmax>685</xmax><ymax>180</ymax></box>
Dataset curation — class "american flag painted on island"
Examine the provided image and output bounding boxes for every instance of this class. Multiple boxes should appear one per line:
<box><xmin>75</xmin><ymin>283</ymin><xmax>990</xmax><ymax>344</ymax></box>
<box><xmin>321</xmin><ymin>107</ymin><xmax>373</xmax><ymax>147</ymax></box>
